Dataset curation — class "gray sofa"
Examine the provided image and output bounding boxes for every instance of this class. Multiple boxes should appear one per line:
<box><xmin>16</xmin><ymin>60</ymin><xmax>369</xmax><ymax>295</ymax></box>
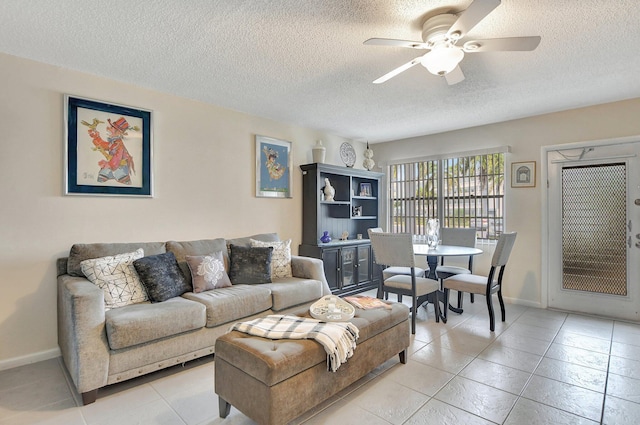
<box><xmin>56</xmin><ymin>233</ymin><xmax>330</xmax><ymax>405</ymax></box>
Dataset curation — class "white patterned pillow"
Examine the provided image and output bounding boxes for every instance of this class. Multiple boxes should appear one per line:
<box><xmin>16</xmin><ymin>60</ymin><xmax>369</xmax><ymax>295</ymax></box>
<box><xmin>185</xmin><ymin>251</ymin><xmax>232</xmax><ymax>293</ymax></box>
<box><xmin>80</xmin><ymin>248</ymin><xmax>148</xmax><ymax>310</ymax></box>
<box><xmin>250</xmin><ymin>238</ymin><xmax>292</xmax><ymax>278</ymax></box>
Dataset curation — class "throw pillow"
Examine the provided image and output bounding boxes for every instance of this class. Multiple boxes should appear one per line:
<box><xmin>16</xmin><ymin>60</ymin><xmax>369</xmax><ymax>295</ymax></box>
<box><xmin>228</xmin><ymin>245</ymin><xmax>273</xmax><ymax>284</ymax></box>
<box><xmin>133</xmin><ymin>252</ymin><xmax>191</xmax><ymax>302</ymax></box>
<box><xmin>185</xmin><ymin>251</ymin><xmax>232</xmax><ymax>293</ymax></box>
<box><xmin>250</xmin><ymin>238</ymin><xmax>292</xmax><ymax>278</ymax></box>
<box><xmin>80</xmin><ymin>248</ymin><xmax>148</xmax><ymax>310</ymax></box>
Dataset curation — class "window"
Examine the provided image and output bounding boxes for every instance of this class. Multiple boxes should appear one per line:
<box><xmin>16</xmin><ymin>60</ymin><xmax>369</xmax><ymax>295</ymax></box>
<box><xmin>389</xmin><ymin>152</ymin><xmax>505</xmax><ymax>242</ymax></box>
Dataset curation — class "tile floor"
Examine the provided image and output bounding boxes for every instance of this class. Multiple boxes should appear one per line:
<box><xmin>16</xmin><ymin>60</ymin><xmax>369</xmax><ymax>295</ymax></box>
<box><xmin>2</xmin><ymin>291</ymin><xmax>640</xmax><ymax>425</ymax></box>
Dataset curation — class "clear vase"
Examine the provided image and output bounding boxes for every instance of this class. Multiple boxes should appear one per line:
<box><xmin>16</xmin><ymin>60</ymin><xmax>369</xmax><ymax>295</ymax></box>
<box><xmin>426</xmin><ymin>219</ymin><xmax>440</xmax><ymax>249</ymax></box>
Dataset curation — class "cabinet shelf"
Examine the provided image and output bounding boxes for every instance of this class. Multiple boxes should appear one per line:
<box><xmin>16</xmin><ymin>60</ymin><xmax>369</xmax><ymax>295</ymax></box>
<box><xmin>352</xmin><ymin>196</ymin><xmax>377</xmax><ymax>200</ymax></box>
<box><xmin>351</xmin><ymin>216</ymin><xmax>376</xmax><ymax>220</ymax></box>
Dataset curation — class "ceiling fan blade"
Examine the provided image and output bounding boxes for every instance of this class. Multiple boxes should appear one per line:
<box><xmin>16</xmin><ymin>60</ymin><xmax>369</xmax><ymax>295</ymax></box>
<box><xmin>372</xmin><ymin>57</ymin><xmax>422</xmax><ymax>84</ymax></box>
<box><xmin>447</xmin><ymin>0</ymin><xmax>501</xmax><ymax>40</ymax></box>
<box><xmin>364</xmin><ymin>38</ymin><xmax>429</xmax><ymax>49</ymax></box>
<box><xmin>462</xmin><ymin>36</ymin><xmax>541</xmax><ymax>52</ymax></box>
<box><xmin>444</xmin><ymin>65</ymin><xmax>465</xmax><ymax>85</ymax></box>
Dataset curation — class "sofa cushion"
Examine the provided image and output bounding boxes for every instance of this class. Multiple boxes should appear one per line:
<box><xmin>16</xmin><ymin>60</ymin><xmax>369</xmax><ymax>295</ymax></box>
<box><xmin>182</xmin><ymin>285</ymin><xmax>272</xmax><ymax>327</ymax></box>
<box><xmin>261</xmin><ymin>278</ymin><xmax>323</xmax><ymax>311</ymax></box>
<box><xmin>134</xmin><ymin>252</ymin><xmax>191</xmax><ymax>302</ymax></box>
<box><xmin>67</xmin><ymin>242</ymin><xmax>166</xmax><ymax>277</ymax></box>
<box><xmin>250</xmin><ymin>239</ymin><xmax>293</xmax><ymax>278</ymax></box>
<box><xmin>229</xmin><ymin>245</ymin><xmax>273</xmax><ymax>284</ymax></box>
<box><xmin>226</xmin><ymin>233</ymin><xmax>279</xmax><ymax>249</ymax></box>
<box><xmin>80</xmin><ymin>248</ymin><xmax>149</xmax><ymax>310</ymax></box>
<box><xmin>105</xmin><ymin>297</ymin><xmax>206</xmax><ymax>350</ymax></box>
<box><xmin>186</xmin><ymin>252</ymin><xmax>232</xmax><ymax>293</ymax></box>
<box><xmin>166</xmin><ymin>238</ymin><xmax>228</xmax><ymax>281</ymax></box>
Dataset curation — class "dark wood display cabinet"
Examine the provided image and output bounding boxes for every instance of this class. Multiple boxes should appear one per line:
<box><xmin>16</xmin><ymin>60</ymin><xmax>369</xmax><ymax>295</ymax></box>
<box><xmin>298</xmin><ymin>163</ymin><xmax>384</xmax><ymax>295</ymax></box>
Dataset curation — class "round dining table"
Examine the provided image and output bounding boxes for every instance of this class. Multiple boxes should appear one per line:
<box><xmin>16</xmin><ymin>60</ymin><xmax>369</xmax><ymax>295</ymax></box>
<box><xmin>413</xmin><ymin>244</ymin><xmax>483</xmax><ymax>321</ymax></box>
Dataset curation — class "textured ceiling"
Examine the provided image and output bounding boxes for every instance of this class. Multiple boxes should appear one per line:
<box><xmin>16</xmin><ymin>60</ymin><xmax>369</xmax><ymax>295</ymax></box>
<box><xmin>1</xmin><ymin>0</ymin><xmax>640</xmax><ymax>143</ymax></box>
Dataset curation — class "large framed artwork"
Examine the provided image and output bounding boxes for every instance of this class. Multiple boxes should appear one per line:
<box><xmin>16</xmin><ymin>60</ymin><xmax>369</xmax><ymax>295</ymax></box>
<box><xmin>255</xmin><ymin>135</ymin><xmax>292</xmax><ymax>198</ymax></box>
<box><xmin>511</xmin><ymin>161</ymin><xmax>536</xmax><ymax>188</ymax></box>
<box><xmin>65</xmin><ymin>95</ymin><xmax>153</xmax><ymax>197</ymax></box>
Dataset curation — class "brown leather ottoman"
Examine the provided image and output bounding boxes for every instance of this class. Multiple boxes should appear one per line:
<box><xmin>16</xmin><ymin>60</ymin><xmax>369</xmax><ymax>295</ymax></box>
<box><xmin>214</xmin><ymin>301</ymin><xmax>410</xmax><ymax>425</ymax></box>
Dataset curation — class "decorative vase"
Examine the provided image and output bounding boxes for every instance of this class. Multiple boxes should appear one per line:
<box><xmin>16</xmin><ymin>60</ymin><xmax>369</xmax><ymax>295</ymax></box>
<box><xmin>320</xmin><ymin>231</ymin><xmax>332</xmax><ymax>243</ymax></box>
<box><xmin>312</xmin><ymin>140</ymin><xmax>326</xmax><ymax>163</ymax></box>
<box><xmin>323</xmin><ymin>177</ymin><xmax>335</xmax><ymax>202</ymax></box>
<box><xmin>426</xmin><ymin>218</ymin><xmax>440</xmax><ymax>249</ymax></box>
<box><xmin>363</xmin><ymin>142</ymin><xmax>375</xmax><ymax>171</ymax></box>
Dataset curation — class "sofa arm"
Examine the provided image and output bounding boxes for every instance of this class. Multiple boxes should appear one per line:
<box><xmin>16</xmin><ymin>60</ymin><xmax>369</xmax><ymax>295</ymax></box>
<box><xmin>57</xmin><ymin>274</ymin><xmax>110</xmax><ymax>399</ymax></box>
<box><xmin>290</xmin><ymin>255</ymin><xmax>331</xmax><ymax>296</ymax></box>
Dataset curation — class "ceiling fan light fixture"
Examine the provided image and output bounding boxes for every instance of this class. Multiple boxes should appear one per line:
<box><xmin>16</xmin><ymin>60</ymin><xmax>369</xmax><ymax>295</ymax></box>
<box><xmin>422</xmin><ymin>46</ymin><xmax>464</xmax><ymax>76</ymax></box>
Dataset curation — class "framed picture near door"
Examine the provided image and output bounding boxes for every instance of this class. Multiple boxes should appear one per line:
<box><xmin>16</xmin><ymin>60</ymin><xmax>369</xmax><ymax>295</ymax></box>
<box><xmin>511</xmin><ymin>161</ymin><xmax>536</xmax><ymax>188</ymax></box>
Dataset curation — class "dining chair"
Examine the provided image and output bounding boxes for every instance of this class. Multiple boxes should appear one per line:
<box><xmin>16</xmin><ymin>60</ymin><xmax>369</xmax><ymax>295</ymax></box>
<box><xmin>436</xmin><ymin>228</ymin><xmax>477</xmax><ymax>308</ymax></box>
<box><xmin>442</xmin><ymin>232</ymin><xmax>517</xmax><ymax>331</ymax></box>
<box><xmin>368</xmin><ymin>227</ymin><xmax>427</xmax><ymax>300</ymax></box>
<box><xmin>369</xmin><ymin>231</ymin><xmax>441</xmax><ymax>334</ymax></box>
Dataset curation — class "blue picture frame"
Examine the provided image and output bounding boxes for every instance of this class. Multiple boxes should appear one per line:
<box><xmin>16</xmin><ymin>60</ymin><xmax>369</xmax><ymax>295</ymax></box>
<box><xmin>65</xmin><ymin>95</ymin><xmax>153</xmax><ymax>196</ymax></box>
<box><xmin>255</xmin><ymin>135</ymin><xmax>292</xmax><ymax>198</ymax></box>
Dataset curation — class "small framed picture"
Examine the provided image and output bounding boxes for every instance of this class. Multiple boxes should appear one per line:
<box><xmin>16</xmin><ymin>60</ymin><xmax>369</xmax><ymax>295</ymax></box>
<box><xmin>359</xmin><ymin>182</ymin><xmax>372</xmax><ymax>197</ymax></box>
<box><xmin>256</xmin><ymin>135</ymin><xmax>292</xmax><ymax>198</ymax></box>
<box><xmin>511</xmin><ymin>161</ymin><xmax>536</xmax><ymax>188</ymax></box>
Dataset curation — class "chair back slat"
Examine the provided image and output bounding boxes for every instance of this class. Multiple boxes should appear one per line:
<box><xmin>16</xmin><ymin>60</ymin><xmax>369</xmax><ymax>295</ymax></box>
<box><xmin>368</xmin><ymin>232</ymin><xmax>415</xmax><ymax>268</ymax></box>
<box><xmin>491</xmin><ymin>232</ymin><xmax>517</xmax><ymax>267</ymax></box>
<box><xmin>440</xmin><ymin>228</ymin><xmax>477</xmax><ymax>248</ymax></box>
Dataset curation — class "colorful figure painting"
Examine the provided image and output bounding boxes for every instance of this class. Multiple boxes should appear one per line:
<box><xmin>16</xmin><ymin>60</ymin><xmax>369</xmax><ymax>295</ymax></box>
<box><xmin>66</xmin><ymin>96</ymin><xmax>152</xmax><ymax>196</ymax></box>
<box><xmin>256</xmin><ymin>136</ymin><xmax>292</xmax><ymax>198</ymax></box>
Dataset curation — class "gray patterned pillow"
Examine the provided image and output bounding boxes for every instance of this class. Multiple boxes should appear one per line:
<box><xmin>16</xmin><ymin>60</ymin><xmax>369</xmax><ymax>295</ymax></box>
<box><xmin>250</xmin><ymin>238</ymin><xmax>292</xmax><ymax>278</ymax></box>
<box><xmin>228</xmin><ymin>245</ymin><xmax>273</xmax><ymax>284</ymax></box>
<box><xmin>80</xmin><ymin>248</ymin><xmax>148</xmax><ymax>310</ymax></box>
<box><xmin>185</xmin><ymin>251</ymin><xmax>232</xmax><ymax>293</ymax></box>
<box><xmin>133</xmin><ymin>252</ymin><xmax>191</xmax><ymax>302</ymax></box>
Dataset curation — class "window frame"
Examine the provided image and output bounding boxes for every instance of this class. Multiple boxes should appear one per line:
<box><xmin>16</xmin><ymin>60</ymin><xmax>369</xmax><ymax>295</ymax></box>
<box><xmin>386</xmin><ymin>147</ymin><xmax>509</xmax><ymax>243</ymax></box>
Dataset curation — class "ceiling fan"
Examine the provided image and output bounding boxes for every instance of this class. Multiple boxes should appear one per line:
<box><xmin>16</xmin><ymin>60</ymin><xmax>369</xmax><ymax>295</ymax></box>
<box><xmin>364</xmin><ymin>0</ymin><xmax>541</xmax><ymax>85</ymax></box>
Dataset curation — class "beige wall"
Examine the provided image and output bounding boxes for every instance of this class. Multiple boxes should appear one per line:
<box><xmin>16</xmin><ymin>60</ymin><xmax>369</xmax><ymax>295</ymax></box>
<box><xmin>0</xmin><ymin>53</ymin><xmax>366</xmax><ymax>366</ymax></box>
<box><xmin>2</xmin><ymin>50</ymin><xmax>639</xmax><ymax>367</ymax></box>
<box><xmin>373</xmin><ymin>99</ymin><xmax>640</xmax><ymax>308</ymax></box>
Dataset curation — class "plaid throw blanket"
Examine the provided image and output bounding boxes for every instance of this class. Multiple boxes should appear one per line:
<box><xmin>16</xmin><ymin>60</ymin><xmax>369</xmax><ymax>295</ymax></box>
<box><xmin>229</xmin><ymin>315</ymin><xmax>359</xmax><ymax>372</ymax></box>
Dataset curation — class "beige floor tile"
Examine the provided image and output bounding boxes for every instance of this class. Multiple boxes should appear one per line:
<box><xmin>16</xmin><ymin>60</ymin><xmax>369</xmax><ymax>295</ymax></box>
<box><xmin>0</xmin><ymin>399</ymin><xmax>83</xmax><ymax>425</ymax></box>
<box><xmin>403</xmin><ymin>399</ymin><xmax>494</xmax><ymax>425</ymax></box>
<box><xmin>80</xmin><ymin>384</ymin><xmax>161</xmax><ymax>424</ymax></box>
<box><xmin>434</xmin><ymin>376</ymin><xmax>517</xmax><ymax>424</ymax></box>
<box><xmin>612</xmin><ymin>321</ymin><xmax>640</xmax><ymax>346</ymax></box>
<box><xmin>553</xmin><ymin>329</ymin><xmax>611</xmax><ymax>354</ymax></box>
<box><xmin>606</xmin><ymin>373</ymin><xmax>640</xmax><ymax>403</ymax></box>
<box><xmin>382</xmin><ymin>358</ymin><xmax>454</xmax><ymax>397</ymax></box>
<box><xmin>344</xmin><ymin>378</ymin><xmax>428</xmax><ymax>425</ymax></box>
<box><xmin>410</xmin><ymin>343</ymin><xmax>475</xmax><ymax>374</ymax></box>
<box><xmin>431</xmin><ymin>332</ymin><xmax>492</xmax><ymax>357</ymax></box>
<box><xmin>534</xmin><ymin>357</ymin><xmax>607</xmax><ymax>393</ymax></box>
<box><xmin>459</xmin><ymin>358</ymin><xmax>531</xmax><ymax>395</ymax></box>
<box><xmin>478</xmin><ymin>344</ymin><xmax>542</xmax><ymax>373</ymax></box>
<box><xmin>504</xmin><ymin>397</ymin><xmax>599</xmax><ymax>425</ymax></box>
<box><xmin>545</xmin><ymin>343</ymin><xmax>609</xmax><ymax>371</ymax></box>
<box><xmin>0</xmin><ymin>372</ymin><xmax>74</xmax><ymax>420</ymax></box>
<box><xmin>162</xmin><ymin>386</ymin><xmax>220</xmax><ymax>425</ymax></box>
<box><xmin>602</xmin><ymin>395</ymin><xmax>640</xmax><ymax>425</ymax></box>
<box><xmin>89</xmin><ymin>399</ymin><xmax>185</xmax><ymax>425</ymax></box>
<box><xmin>515</xmin><ymin>314</ymin><xmax>564</xmax><ymax>331</ymax></box>
<box><xmin>562</xmin><ymin>315</ymin><xmax>613</xmax><ymax>340</ymax></box>
<box><xmin>493</xmin><ymin>332</ymin><xmax>551</xmax><ymax>356</ymax></box>
<box><xmin>608</xmin><ymin>355</ymin><xmax>640</xmax><ymax>380</ymax></box>
<box><xmin>301</xmin><ymin>398</ymin><xmax>392</xmax><ymax>425</ymax></box>
<box><xmin>501</xmin><ymin>322</ymin><xmax>559</xmax><ymax>342</ymax></box>
<box><xmin>610</xmin><ymin>341</ymin><xmax>640</xmax><ymax>361</ymax></box>
<box><xmin>522</xmin><ymin>375</ymin><xmax>603</xmax><ymax>422</ymax></box>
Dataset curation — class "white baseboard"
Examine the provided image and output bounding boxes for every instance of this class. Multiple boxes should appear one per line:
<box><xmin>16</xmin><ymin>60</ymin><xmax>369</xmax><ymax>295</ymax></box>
<box><xmin>0</xmin><ymin>347</ymin><xmax>61</xmax><ymax>372</ymax></box>
<box><xmin>504</xmin><ymin>296</ymin><xmax>542</xmax><ymax>309</ymax></box>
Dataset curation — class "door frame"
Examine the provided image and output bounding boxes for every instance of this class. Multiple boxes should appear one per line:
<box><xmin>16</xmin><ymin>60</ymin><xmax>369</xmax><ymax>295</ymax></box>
<box><xmin>541</xmin><ymin>134</ymin><xmax>640</xmax><ymax>311</ymax></box>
